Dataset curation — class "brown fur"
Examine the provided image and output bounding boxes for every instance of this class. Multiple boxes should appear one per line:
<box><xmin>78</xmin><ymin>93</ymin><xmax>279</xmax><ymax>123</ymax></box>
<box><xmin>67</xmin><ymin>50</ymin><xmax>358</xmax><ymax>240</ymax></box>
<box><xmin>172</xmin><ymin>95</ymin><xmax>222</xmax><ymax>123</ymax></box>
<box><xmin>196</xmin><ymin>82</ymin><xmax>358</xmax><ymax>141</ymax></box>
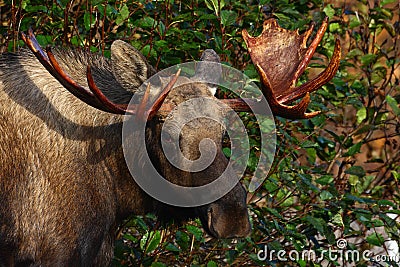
<box><xmin>0</xmin><ymin>44</ymin><xmax>250</xmax><ymax>266</ymax></box>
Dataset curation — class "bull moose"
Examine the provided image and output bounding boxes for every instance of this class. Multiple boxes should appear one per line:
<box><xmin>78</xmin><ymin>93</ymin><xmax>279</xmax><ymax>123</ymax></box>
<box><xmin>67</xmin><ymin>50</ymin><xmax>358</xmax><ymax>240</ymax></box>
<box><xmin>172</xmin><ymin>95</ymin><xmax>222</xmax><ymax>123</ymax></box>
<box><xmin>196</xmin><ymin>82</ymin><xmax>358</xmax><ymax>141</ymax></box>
<box><xmin>0</xmin><ymin>18</ymin><xmax>340</xmax><ymax>266</ymax></box>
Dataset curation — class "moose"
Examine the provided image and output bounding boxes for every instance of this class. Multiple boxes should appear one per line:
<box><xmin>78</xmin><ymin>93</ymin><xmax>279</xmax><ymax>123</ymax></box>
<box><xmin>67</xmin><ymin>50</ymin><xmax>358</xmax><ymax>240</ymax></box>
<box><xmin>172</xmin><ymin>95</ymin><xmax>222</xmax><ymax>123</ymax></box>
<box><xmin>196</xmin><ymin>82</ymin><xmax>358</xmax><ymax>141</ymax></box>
<box><xmin>0</xmin><ymin>18</ymin><xmax>340</xmax><ymax>266</ymax></box>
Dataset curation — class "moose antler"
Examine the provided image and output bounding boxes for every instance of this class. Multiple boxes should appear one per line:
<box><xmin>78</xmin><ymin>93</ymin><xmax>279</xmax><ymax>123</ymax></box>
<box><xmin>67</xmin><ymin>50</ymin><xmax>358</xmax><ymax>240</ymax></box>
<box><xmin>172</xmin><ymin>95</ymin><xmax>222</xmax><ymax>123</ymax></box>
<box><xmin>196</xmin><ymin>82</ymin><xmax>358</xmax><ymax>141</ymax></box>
<box><xmin>21</xmin><ymin>28</ymin><xmax>179</xmax><ymax>120</ymax></box>
<box><xmin>22</xmin><ymin>18</ymin><xmax>339</xmax><ymax>121</ymax></box>
<box><xmin>240</xmin><ymin>17</ymin><xmax>341</xmax><ymax>119</ymax></box>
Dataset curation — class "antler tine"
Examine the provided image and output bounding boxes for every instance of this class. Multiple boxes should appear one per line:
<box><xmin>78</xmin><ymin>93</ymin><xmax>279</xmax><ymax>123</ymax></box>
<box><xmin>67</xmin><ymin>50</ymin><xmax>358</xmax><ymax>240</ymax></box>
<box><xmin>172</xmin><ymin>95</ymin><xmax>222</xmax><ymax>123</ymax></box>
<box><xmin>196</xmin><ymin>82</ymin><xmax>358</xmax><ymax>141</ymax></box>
<box><xmin>135</xmin><ymin>83</ymin><xmax>151</xmax><ymax>121</ymax></box>
<box><xmin>88</xmin><ymin>67</ymin><xmax>180</xmax><ymax>120</ymax></box>
<box><xmin>46</xmin><ymin>48</ymin><xmax>95</xmax><ymax>100</ymax></box>
<box><xmin>88</xmin><ymin>67</ymin><xmax>180</xmax><ymax>119</ymax></box>
<box><xmin>277</xmin><ymin>38</ymin><xmax>341</xmax><ymax>104</ymax></box>
<box><xmin>22</xmin><ymin>29</ymin><xmax>120</xmax><ymax>113</ymax></box>
<box><xmin>22</xmin><ymin>29</ymin><xmax>181</xmax><ymax>119</ymax></box>
<box><xmin>132</xmin><ymin>68</ymin><xmax>181</xmax><ymax>121</ymax></box>
<box><xmin>86</xmin><ymin>66</ymin><xmax>135</xmax><ymax>114</ymax></box>
<box><xmin>21</xmin><ymin>28</ymin><xmax>49</xmax><ymax>60</ymax></box>
<box><xmin>47</xmin><ymin>46</ymin><xmax>140</xmax><ymax>115</ymax></box>
<box><xmin>256</xmin><ymin>63</ymin><xmax>320</xmax><ymax>119</ymax></box>
<box><xmin>146</xmin><ymin>68</ymin><xmax>181</xmax><ymax>120</ymax></box>
<box><xmin>219</xmin><ymin>98</ymin><xmax>266</xmax><ymax>113</ymax></box>
<box><xmin>290</xmin><ymin>17</ymin><xmax>328</xmax><ymax>86</ymax></box>
<box><xmin>21</xmin><ymin>29</ymin><xmax>62</xmax><ymax>84</ymax></box>
<box><xmin>229</xmin><ymin>18</ymin><xmax>341</xmax><ymax>119</ymax></box>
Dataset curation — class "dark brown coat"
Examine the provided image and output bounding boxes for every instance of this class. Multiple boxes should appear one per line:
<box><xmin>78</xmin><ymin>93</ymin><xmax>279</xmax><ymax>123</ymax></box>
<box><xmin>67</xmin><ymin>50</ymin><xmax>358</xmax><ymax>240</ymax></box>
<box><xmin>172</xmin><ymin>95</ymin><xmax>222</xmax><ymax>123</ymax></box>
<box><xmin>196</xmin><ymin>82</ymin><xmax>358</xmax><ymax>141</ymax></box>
<box><xmin>0</xmin><ymin>43</ymin><xmax>250</xmax><ymax>266</ymax></box>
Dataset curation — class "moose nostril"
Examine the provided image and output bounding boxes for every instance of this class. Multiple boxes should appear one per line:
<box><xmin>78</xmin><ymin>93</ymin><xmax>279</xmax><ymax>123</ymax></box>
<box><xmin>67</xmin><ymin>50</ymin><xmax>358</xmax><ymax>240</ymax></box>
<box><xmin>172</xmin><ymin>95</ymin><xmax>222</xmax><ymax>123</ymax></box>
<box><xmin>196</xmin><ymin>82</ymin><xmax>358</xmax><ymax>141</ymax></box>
<box><xmin>207</xmin><ymin>207</ymin><xmax>213</xmax><ymax>222</ymax></box>
<box><xmin>205</xmin><ymin>203</ymin><xmax>251</xmax><ymax>239</ymax></box>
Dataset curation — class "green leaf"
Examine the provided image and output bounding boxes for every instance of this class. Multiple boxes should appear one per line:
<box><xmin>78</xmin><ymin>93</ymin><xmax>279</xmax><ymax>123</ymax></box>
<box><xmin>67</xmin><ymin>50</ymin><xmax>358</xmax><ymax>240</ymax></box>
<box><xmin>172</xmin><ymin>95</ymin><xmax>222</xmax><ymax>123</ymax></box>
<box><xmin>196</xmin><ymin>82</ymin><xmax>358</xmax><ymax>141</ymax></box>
<box><xmin>320</xmin><ymin>190</ymin><xmax>333</xmax><ymax>200</ymax></box>
<box><xmin>301</xmin><ymin>140</ymin><xmax>318</xmax><ymax>148</ymax></box>
<box><xmin>265</xmin><ymin>207</ymin><xmax>283</xmax><ymax>219</ymax></box>
<box><xmin>345</xmin><ymin>166</ymin><xmax>365</xmax><ymax>177</ymax></box>
<box><xmin>199</xmin><ymin>13</ymin><xmax>218</xmax><ymax>21</ymax></box>
<box><xmin>205</xmin><ymin>0</ymin><xmax>225</xmax><ymax>16</ymax></box>
<box><xmin>298</xmin><ymin>174</ymin><xmax>320</xmax><ymax>193</ymax></box>
<box><xmin>194</xmin><ymin>31</ymin><xmax>206</xmax><ymax>42</ymax></box>
<box><xmin>176</xmin><ymin>231</ymin><xmax>190</xmax><ymax>251</ymax></box>
<box><xmin>259</xmin><ymin>117</ymin><xmax>275</xmax><ymax>133</ymax></box>
<box><xmin>392</xmin><ymin>171</ymin><xmax>400</xmax><ymax>181</ymax></box>
<box><xmin>347</xmin><ymin>48</ymin><xmax>363</xmax><ymax>58</ymax></box>
<box><xmin>133</xmin><ymin>216</ymin><xmax>149</xmax><ymax>231</ymax></box>
<box><xmin>360</xmin><ymin>54</ymin><xmax>377</xmax><ymax>66</ymax></box>
<box><xmin>316</xmin><ymin>175</ymin><xmax>334</xmax><ymax>185</ymax></box>
<box><xmin>146</xmin><ymin>231</ymin><xmax>161</xmax><ymax>254</ymax></box>
<box><xmin>323</xmin><ymin>4</ymin><xmax>335</xmax><ymax>20</ymax></box>
<box><xmin>83</xmin><ymin>12</ymin><xmax>94</xmax><ymax>31</ymax></box>
<box><xmin>356</xmin><ymin>106</ymin><xmax>367</xmax><ymax>124</ymax></box>
<box><xmin>222</xmin><ymin>147</ymin><xmax>231</xmax><ymax>157</ymax></box>
<box><xmin>140</xmin><ymin>233</ymin><xmax>147</xmax><ymax>251</ymax></box>
<box><xmin>207</xmin><ymin>261</ymin><xmax>218</xmax><ymax>267</ymax></box>
<box><xmin>378</xmin><ymin>214</ymin><xmax>396</xmax><ymax>227</ymax></box>
<box><xmin>23</xmin><ymin>4</ymin><xmax>47</xmax><ymax>12</ymax></box>
<box><xmin>344</xmin><ymin>193</ymin><xmax>375</xmax><ymax>203</ymax></box>
<box><xmin>305</xmin><ymin>216</ymin><xmax>326</xmax><ymax>234</ymax></box>
<box><xmin>21</xmin><ymin>0</ymin><xmax>28</xmax><ymax>10</ymax></box>
<box><xmin>349</xmin><ymin>175</ymin><xmax>359</xmax><ymax>186</ymax></box>
<box><xmin>165</xmin><ymin>243</ymin><xmax>180</xmax><ymax>252</ymax></box>
<box><xmin>366</xmin><ymin>233</ymin><xmax>384</xmax><ymax>246</ymax></box>
<box><xmin>353</xmin><ymin>125</ymin><xmax>375</xmax><ymax>135</ymax></box>
<box><xmin>141</xmin><ymin>45</ymin><xmax>157</xmax><ymax>59</ymax></box>
<box><xmin>155</xmin><ymin>40</ymin><xmax>168</xmax><ymax>51</ymax></box>
<box><xmin>325</xmin><ymin>129</ymin><xmax>343</xmax><ymax>143</ymax></box>
<box><xmin>220</xmin><ymin>10</ymin><xmax>237</xmax><ymax>26</ymax></box>
<box><xmin>140</xmin><ymin>231</ymin><xmax>161</xmax><ymax>254</ymax></box>
<box><xmin>377</xmin><ymin>199</ymin><xmax>396</xmax><ymax>207</ymax></box>
<box><xmin>138</xmin><ymin>17</ymin><xmax>156</xmax><ymax>29</ymax></box>
<box><xmin>351</xmin><ymin>80</ymin><xmax>367</xmax><ymax>96</ymax></box>
<box><xmin>249</xmin><ymin>253</ymin><xmax>265</xmax><ymax>265</ymax></box>
<box><xmin>297</xmin><ymin>259</ymin><xmax>307</xmax><ymax>267</ymax></box>
<box><xmin>116</xmin><ymin>4</ymin><xmax>129</xmax><ymax>25</ymax></box>
<box><xmin>386</xmin><ymin>95</ymin><xmax>400</xmax><ymax>116</ymax></box>
<box><xmin>343</xmin><ymin>142</ymin><xmax>362</xmax><ymax>157</ymax></box>
<box><xmin>123</xmin><ymin>233</ymin><xmax>138</xmax><ymax>243</ymax></box>
<box><xmin>263</xmin><ymin>180</ymin><xmax>279</xmax><ymax>193</ymax></box>
<box><xmin>329</xmin><ymin>22</ymin><xmax>340</xmax><ymax>32</ymax></box>
<box><xmin>376</xmin><ymin>7</ymin><xmax>393</xmax><ymax>19</ymax></box>
<box><xmin>380</xmin><ymin>0</ymin><xmax>397</xmax><ymax>6</ymax></box>
<box><xmin>151</xmin><ymin>262</ymin><xmax>167</xmax><ymax>267</ymax></box>
<box><xmin>371</xmin><ymin>70</ymin><xmax>385</xmax><ymax>85</ymax></box>
<box><xmin>331</xmin><ymin>211</ymin><xmax>344</xmax><ymax>227</ymax></box>
<box><xmin>382</xmin><ymin>21</ymin><xmax>396</xmax><ymax>37</ymax></box>
<box><xmin>349</xmin><ymin>15</ymin><xmax>361</xmax><ymax>28</ymax></box>
<box><xmin>186</xmin><ymin>225</ymin><xmax>203</xmax><ymax>241</ymax></box>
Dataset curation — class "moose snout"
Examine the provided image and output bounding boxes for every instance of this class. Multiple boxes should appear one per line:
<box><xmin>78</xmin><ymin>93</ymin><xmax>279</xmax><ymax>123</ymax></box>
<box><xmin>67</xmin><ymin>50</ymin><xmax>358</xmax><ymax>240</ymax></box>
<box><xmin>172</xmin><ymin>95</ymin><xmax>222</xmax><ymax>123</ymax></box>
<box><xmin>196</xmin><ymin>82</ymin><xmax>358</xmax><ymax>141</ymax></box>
<box><xmin>198</xmin><ymin>181</ymin><xmax>251</xmax><ymax>239</ymax></box>
<box><xmin>206</xmin><ymin>201</ymin><xmax>251</xmax><ymax>238</ymax></box>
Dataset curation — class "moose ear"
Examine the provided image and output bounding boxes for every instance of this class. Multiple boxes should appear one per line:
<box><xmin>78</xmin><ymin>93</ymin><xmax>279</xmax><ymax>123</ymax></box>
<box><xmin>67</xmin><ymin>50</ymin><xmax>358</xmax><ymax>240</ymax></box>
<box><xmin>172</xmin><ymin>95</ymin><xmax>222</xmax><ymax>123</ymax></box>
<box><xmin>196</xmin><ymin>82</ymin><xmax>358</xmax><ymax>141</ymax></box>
<box><xmin>193</xmin><ymin>49</ymin><xmax>221</xmax><ymax>96</ymax></box>
<box><xmin>111</xmin><ymin>40</ymin><xmax>156</xmax><ymax>92</ymax></box>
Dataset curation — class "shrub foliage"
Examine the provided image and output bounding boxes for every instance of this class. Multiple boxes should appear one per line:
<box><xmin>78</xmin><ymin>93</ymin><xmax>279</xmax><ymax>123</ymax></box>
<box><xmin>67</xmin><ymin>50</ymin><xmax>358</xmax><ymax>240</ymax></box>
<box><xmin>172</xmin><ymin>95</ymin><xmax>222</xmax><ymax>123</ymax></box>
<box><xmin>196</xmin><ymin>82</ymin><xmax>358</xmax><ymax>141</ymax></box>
<box><xmin>1</xmin><ymin>0</ymin><xmax>399</xmax><ymax>266</ymax></box>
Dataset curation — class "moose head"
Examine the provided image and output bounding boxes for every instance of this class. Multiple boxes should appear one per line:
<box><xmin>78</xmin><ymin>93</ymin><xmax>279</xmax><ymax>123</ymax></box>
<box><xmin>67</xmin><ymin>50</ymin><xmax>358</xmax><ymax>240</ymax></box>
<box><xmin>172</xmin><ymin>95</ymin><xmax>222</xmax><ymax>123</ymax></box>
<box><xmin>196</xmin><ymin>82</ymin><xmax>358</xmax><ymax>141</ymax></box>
<box><xmin>0</xmin><ymin>18</ymin><xmax>340</xmax><ymax>266</ymax></box>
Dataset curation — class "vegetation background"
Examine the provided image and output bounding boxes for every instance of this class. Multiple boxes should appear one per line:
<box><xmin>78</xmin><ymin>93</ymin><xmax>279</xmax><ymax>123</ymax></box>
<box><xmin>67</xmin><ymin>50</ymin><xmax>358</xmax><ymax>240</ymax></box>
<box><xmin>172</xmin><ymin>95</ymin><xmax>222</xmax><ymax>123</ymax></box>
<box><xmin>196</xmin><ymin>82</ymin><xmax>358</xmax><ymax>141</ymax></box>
<box><xmin>0</xmin><ymin>0</ymin><xmax>399</xmax><ymax>266</ymax></box>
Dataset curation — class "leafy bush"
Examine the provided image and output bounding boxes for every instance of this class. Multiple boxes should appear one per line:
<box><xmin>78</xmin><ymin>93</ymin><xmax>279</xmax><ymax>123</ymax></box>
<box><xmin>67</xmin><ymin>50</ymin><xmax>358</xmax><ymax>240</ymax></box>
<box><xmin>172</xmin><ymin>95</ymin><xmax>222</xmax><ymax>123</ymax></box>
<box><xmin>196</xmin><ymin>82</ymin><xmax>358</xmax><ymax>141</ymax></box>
<box><xmin>1</xmin><ymin>0</ymin><xmax>399</xmax><ymax>266</ymax></box>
